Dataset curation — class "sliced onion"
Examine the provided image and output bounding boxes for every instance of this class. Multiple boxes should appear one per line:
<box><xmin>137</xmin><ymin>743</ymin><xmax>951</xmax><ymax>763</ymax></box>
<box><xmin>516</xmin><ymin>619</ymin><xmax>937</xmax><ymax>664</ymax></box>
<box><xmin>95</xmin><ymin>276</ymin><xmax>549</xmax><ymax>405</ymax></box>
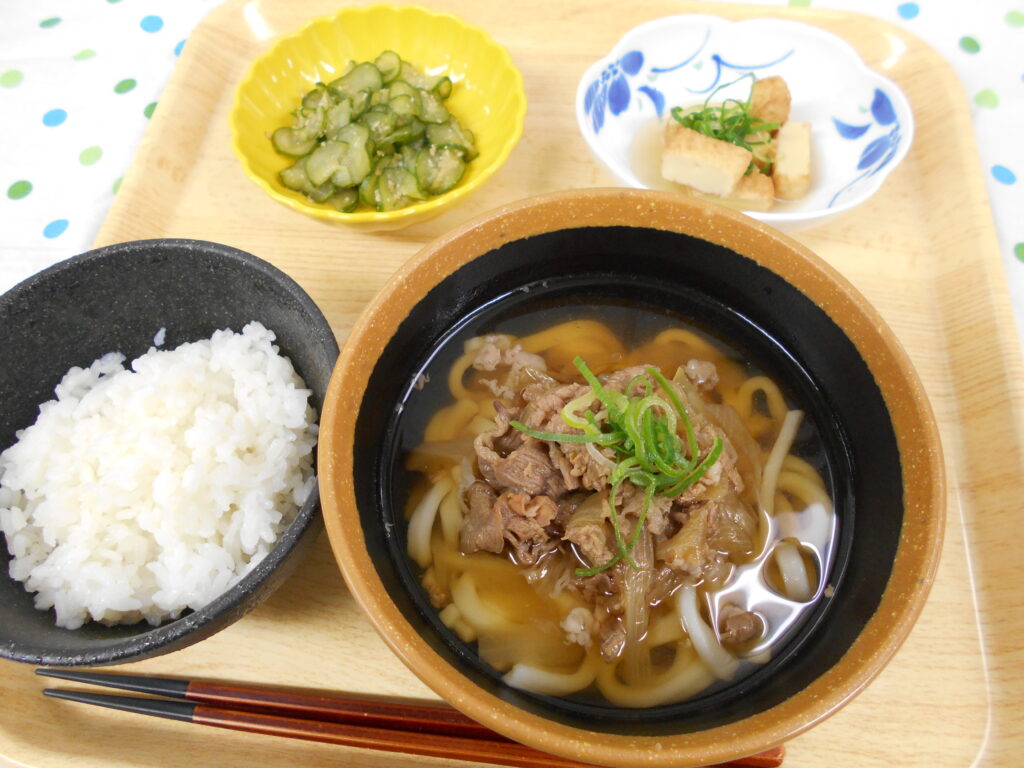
<box><xmin>585</xmin><ymin>440</ymin><xmax>616</xmax><ymax>471</ymax></box>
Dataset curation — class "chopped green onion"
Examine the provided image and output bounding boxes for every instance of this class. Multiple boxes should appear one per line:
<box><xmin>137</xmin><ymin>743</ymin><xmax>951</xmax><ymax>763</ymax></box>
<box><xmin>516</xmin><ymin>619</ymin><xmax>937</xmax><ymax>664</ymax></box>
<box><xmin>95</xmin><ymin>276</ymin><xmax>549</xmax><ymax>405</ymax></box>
<box><xmin>508</xmin><ymin>420</ymin><xmax>609</xmax><ymax>444</ymax></box>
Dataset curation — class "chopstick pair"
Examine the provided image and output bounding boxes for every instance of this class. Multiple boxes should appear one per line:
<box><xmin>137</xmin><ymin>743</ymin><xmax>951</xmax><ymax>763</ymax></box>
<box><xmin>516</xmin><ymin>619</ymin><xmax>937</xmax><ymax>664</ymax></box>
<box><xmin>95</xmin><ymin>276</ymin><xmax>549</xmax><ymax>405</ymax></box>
<box><xmin>37</xmin><ymin>669</ymin><xmax>785</xmax><ymax>768</ymax></box>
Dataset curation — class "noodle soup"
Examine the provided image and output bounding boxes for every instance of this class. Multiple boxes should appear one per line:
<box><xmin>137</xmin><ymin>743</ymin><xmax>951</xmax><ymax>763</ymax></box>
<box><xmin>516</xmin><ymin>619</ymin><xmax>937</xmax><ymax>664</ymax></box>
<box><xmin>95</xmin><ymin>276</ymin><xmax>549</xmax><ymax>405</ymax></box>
<box><xmin>397</xmin><ymin>300</ymin><xmax>837</xmax><ymax>708</ymax></box>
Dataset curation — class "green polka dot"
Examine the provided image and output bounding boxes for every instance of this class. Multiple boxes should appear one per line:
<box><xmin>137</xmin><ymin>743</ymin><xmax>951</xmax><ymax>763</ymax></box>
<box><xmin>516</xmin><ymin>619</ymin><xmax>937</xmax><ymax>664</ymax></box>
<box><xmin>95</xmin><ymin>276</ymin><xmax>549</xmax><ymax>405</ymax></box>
<box><xmin>112</xmin><ymin>177</ymin><xmax>123</xmax><ymax>194</ymax></box>
<box><xmin>974</xmin><ymin>89</ymin><xmax>999</xmax><ymax>108</ymax></box>
<box><xmin>7</xmin><ymin>180</ymin><xmax>32</xmax><ymax>200</ymax></box>
<box><xmin>959</xmin><ymin>36</ymin><xmax>981</xmax><ymax>54</ymax></box>
<box><xmin>79</xmin><ymin>146</ymin><xmax>103</xmax><ymax>166</ymax></box>
<box><xmin>1014</xmin><ymin>243</ymin><xmax>1024</xmax><ymax>262</ymax></box>
<box><xmin>788</xmin><ymin>0</ymin><xmax>811</xmax><ymax>5</ymax></box>
<box><xmin>1</xmin><ymin>69</ymin><xmax>23</xmax><ymax>88</ymax></box>
<box><xmin>39</xmin><ymin>17</ymin><xmax>61</xmax><ymax>28</ymax></box>
<box><xmin>114</xmin><ymin>78</ymin><xmax>137</xmax><ymax>94</ymax></box>
<box><xmin>1006</xmin><ymin>10</ymin><xmax>1024</xmax><ymax>26</ymax></box>
<box><xmin>73</xmin><ymin>49</ymin><xmax>96</xmax><ymax>61</ymax></box>
<box><xmin>144</xmin><ymin>102</ymin><xmax>157</xmax><ymax>118</ymax></box>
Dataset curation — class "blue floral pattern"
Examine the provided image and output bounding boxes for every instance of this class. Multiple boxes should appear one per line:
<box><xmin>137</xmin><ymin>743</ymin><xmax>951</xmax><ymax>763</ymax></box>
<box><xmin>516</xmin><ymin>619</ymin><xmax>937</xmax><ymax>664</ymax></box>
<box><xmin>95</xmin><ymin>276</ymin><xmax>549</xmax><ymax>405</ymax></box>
<box><xmin>582</xmin><ymin>35</ymin><xmax>794</xmax><ymax>134</ymax></box>
<box><xmin>829</xmin><ymin>88</ymin><xmax>902</xmax><ymax>207</ymax></box>
<box><xmin>583</xmin><ymin>51</ymin><xmax>644</xmax><ymax>132</ymax></box>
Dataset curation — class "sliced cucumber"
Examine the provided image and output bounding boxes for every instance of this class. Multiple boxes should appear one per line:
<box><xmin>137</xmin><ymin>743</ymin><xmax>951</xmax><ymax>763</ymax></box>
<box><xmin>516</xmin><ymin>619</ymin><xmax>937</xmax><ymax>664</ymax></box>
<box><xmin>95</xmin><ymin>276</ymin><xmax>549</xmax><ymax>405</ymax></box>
<box><xmin>302</xmin><ymin>84</ymin><xmax>332</xmax><ymax>110</ymax></box>
<box><xmin>334</xmin><ymin>122</ymin><xmax>372</xmax><ymax>152</ymax></box>
<box><xmin>272</xmin><ymin>126</ymin><xmax>317</xmax><ymax>157</ymax></box>
<box><xmin>279</xmin><ymin>157</ymin><xmax>316</xmax><ymax>194</ymax></box>
<box><xmin>327</xmin><ymin>187</ymin><xmax>359</xmax><ymax>212</ymax></box>
<box><xmin>374</xmin><ymin>50</ymin><xmax>402</xmax><ymax>84</ymax></box>
<box><xmin>389</xmin><ymin>94</ymin><xmax>418</xmax><ymax>118</ymax></box>
<box><xmin>387</xmin><ymin>80</ymin><xmax>418</xmax><ymax>101</ymax></box>
<box><xmin>381</xmin><ymin>116</ymin><xmax>425</xmax><ymax>146</ymax></box>
<box><xmin>329</xmin><ymin>61</ymin><xmax>383</xmax><ymax>98</ymax></box>
<box><xmin>360</xmin><ymin>109</ymin><xmax>397</xmax><ymax>145</ymax></box>
<box><xmin>432</xmin><ymin>77</ymin><xmax>452</xmax><ymax>99</ymax></box>
<box><xmin>415</xmin><ymin>146</ymin><xmax>466</xmax><ymax>196</ymax></box>
<box><xmin>330</xmin><ymin>141</ymin><xmax>372</xmax><ymax>187</ymax></box>
<box><xmin>308</xmin><ymin>180</ymin><xmax>335</xmax><ymax>203</ymax></box>
<box><xmin>324</xmin><ymin>99</ymin><xmax>353</xmax><ymax>139</ymax></box>
<box><xmin>377</xmin><ymin>167</ymin><xmax>425</xmax><ymax>211</ymax></box>
<box><xmin>417</xmin><ymin>88</ymin><xmax>449</xmax><ymax>124</ymax></box>
<box><xmin>359</xmin><ymin>167</ymin><xmax>381</xmax><ymax>208</ymax></box>
<box><xmin>426</xmin><ymin>117</ymin><xmax>478</xmax><ymax>160</ymax></box>
<box><xmin>306</xmin><ymin>141</ymin><xmax>346</xmax><ymax>186</ymax></box>
<box><xmin>397</xmin><ymin>61</ymin><xmax>450</xmax><ymax>95</ymax></box>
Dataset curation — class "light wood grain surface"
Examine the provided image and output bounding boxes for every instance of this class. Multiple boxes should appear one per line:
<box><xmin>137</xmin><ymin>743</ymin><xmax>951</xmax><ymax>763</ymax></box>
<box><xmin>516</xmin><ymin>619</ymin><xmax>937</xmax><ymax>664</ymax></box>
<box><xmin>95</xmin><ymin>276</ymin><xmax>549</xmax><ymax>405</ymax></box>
<box><xmin>1</xmin><ymin>1</ymin><xmax>1022</xmax><ymax>767</ymax></box>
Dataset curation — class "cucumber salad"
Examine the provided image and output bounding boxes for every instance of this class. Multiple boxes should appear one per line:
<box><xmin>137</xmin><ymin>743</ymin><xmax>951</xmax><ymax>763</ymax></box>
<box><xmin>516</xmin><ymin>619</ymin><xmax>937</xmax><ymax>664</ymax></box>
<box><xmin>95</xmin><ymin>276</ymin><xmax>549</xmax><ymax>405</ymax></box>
<box><xmin>272</xmin><ymin>51</ymin><xmax>477</xmax><ymax>213</ymax></box>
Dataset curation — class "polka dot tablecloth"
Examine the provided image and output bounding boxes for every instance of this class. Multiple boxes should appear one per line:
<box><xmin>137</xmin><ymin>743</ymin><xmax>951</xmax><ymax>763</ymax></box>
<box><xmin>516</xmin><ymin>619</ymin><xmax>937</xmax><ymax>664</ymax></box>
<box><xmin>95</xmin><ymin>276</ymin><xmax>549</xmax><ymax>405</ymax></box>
<box><xmin>1</xmin><ymin>0</ymin><xmax>1022</xmax><ymax>344</ymax></box>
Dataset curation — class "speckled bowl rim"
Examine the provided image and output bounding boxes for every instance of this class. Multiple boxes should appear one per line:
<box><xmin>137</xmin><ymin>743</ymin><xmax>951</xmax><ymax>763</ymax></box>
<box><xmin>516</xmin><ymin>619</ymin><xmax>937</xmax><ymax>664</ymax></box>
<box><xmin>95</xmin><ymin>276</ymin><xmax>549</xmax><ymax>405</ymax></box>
<box><xmin>319</xmin><ymin>189</ymin><xmax>945</xmax><ymax>767</ymax></box>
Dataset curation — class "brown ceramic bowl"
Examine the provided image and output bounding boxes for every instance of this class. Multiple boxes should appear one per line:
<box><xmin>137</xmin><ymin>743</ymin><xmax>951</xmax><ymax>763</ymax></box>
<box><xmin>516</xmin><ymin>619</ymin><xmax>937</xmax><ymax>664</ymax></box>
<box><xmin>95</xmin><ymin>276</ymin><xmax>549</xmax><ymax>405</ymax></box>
<box><xmin>318</xmin><ymin>189</ymin><xmax>944</xmax><ymax>767</ymax></box>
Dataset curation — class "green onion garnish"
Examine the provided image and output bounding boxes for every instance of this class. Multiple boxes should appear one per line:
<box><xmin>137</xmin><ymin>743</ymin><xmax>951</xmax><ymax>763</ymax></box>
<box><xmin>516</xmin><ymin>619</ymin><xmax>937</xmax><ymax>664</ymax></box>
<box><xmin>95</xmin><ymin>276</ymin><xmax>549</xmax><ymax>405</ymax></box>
<box><xmin>670</xmin><ymin>73</ymin><xmax>779</xmax><ymax>174</ymax></box>
<box><xmin>508</xmin><ymin>357</ymin><xmax>723</xmax><ymax>577</ymax></box>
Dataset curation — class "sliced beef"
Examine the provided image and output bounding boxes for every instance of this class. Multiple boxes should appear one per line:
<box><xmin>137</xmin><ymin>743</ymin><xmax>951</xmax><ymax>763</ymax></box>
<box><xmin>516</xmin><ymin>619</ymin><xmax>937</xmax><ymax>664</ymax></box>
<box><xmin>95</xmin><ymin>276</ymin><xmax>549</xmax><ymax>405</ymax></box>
<box><xmin>494</xmin><ymin>441</ymin><xmax>567</xmax><ymax>498</ymax></box>
<box><xmin>471</xmin><ymin>334</ymin><xmax>547</xmax><ymax>373</ymax></box>
<box><xmin>618</xmin><ymin>483</ymin><xmax>673</xmax><ymax>537</ymax></box>
<box><xmin>655</xmin><ymin>503</ymin><xmax>717</xmax><ymax>580</ymax></box>
<box><xmin>684</xmin><ymin>358</ymin><xmax>719</xmax><ymax>391</ymax></box>
<box><xmin>470</xmin><ymin>334</ymin><xmax>549</xmax><ymax>400</ymax></box>
<box><xmin>547</xmin><ymin>442</ymin><xmax>581</xmax><ymax>493</ymax></box>
<box><xmin>475</xmin><ymin>406</ymin><xmax>566</xmax><ymax>498</ymax></box>
<box><xmin>558</xmin><ymin>440</ymin><xmax>614</xmax><ymax>492</ymax></box>
<box><xmin>718</xmin><ymin>603</ymin><xmax>763</xmax><ymax>646</ymax></box>
<box><xmin>495</xmin><ymin>490</ymin><xmax>557</xmax><ymax>565</ymax></box>
<box><xmin>459</xmin><ymin>482</ymin><xmax>502</xmax><ymax>554</ymax></box>
<box><xmin>519</xmin><ymin>381</ymin><xmax>588</xmax><ymax>431</ymax></box>
<box><xmin>598</xmin><ymin>365</ymin><xmax>650</xmax><ymax>394</ymax></box>
<box><xmin>562</xmin><ymin>493</ymin><xmax>613</xmax><ymax>566</ymax></box>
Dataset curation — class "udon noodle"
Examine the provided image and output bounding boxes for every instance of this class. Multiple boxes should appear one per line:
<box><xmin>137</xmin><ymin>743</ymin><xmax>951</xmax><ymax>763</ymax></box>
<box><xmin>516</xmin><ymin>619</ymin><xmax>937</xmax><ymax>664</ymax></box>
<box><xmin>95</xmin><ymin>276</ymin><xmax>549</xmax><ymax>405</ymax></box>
<box><xmin>403</xmin><ymin>316</ymin><xmax>834</xmax><ymax>707</ymax></box>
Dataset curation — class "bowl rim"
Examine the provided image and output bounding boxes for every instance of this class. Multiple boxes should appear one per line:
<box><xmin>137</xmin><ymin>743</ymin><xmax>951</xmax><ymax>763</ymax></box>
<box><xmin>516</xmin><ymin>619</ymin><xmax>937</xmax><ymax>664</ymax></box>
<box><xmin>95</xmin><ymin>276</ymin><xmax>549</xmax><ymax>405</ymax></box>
<box><xmin>228</xmin><ymin>3</ymin><xmax>527</xmax><ymax>227</ymax></box>
<box><xmin>0</xmin><ymin>237</ymin><xmax>337</xmax><ymax>666</ymax></box>
<box><xmin>319</xmin><ymin>189</ymin><xmax>945</xmax><ymax>766</ymax></box>
<box><xmin>573</xmin><ymin>14</ymin><xmax>915</xmax><ymax>226</ymax></box>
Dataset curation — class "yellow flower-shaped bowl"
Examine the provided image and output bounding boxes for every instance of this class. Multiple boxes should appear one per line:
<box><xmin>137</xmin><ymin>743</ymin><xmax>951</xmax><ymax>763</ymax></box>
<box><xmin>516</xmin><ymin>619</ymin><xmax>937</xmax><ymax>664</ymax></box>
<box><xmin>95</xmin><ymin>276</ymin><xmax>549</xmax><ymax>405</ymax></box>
<box><xmin>230</xmin><ymin>5</ymin><xmax>526</xmax><ymax>231</ymax></box>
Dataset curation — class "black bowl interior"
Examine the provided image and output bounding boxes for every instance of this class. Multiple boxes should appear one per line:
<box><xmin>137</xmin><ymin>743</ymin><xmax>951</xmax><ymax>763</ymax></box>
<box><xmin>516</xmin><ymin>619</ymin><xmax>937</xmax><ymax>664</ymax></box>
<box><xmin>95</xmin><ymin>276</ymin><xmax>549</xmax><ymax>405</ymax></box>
<box><xmin>0</xmin><ymin>239</ymin><xmax>338</xmax><ymax>665</ymax></box>
<box><xmin>353</xmin><ymin>226</ymin><xmax>902</xmax><ymax>734</ymax></box>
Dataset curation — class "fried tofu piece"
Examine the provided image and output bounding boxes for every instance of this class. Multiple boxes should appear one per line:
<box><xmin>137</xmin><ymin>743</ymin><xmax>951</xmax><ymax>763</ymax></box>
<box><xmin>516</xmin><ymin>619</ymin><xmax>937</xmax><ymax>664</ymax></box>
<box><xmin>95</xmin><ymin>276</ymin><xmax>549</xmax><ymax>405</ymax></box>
<box><xmin>661</xmin><ymin>121</ymin><xmax>752</xmax><ymax>197</ymax></box>
<box><xmin>750</xmin><ymin>76</ymin><xmax>791</xmax><ymax>127</ymax></box>
<box><xmin>675</xmin><ymin>171</ymin><xmax>775</xmax><ymax>212</ymax></box>
<box><xmin>725</xmin><ymin>171</ymin><xmax>775</xmax><ymax>211</ymax></box>
<box><xmin>773</xmin><ymin>121</ymin><xmax>811</xmax><ymax>199</ymax></box>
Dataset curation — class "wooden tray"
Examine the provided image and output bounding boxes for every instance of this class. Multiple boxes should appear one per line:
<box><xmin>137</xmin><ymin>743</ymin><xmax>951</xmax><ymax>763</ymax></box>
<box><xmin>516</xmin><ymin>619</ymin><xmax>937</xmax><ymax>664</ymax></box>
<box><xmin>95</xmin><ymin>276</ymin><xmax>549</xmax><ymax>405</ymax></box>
<box><xmin>2</xmin><ymin>1</ymin><xmax>1022</xmax><ymax>766</ymax></box>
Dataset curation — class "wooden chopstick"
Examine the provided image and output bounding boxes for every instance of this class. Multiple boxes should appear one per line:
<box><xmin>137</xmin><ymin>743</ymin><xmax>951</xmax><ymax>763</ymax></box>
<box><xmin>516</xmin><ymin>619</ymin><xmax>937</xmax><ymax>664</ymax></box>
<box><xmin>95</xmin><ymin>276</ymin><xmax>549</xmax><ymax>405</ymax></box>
<box><xmin>37</xmin><ymin>669</ymin><xmax>784</xmax><ymax>768</ymax></box>
<box><xmin>36</xmin><ymin>668</ymin><xmax>498</xmax><ymax>740</ymax></box>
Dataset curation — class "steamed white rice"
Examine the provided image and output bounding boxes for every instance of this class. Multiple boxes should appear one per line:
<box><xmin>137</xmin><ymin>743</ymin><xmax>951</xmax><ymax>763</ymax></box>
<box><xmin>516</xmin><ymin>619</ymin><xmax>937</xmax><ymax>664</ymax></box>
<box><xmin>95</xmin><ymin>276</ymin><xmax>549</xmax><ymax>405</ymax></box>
<box><xmin>0</xmin><ymin>321</ymin><xmax>318</xmax><ymax>629</ymax></box>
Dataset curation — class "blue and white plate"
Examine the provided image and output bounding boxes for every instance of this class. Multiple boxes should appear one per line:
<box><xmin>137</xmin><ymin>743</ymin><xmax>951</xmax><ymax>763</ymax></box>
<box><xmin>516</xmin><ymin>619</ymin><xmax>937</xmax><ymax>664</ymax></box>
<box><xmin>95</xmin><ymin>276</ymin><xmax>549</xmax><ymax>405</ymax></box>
<box><xmin>576</xmin><ymin>15</ymin><xmax>914</xmax><ymax>229</ymax></box>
